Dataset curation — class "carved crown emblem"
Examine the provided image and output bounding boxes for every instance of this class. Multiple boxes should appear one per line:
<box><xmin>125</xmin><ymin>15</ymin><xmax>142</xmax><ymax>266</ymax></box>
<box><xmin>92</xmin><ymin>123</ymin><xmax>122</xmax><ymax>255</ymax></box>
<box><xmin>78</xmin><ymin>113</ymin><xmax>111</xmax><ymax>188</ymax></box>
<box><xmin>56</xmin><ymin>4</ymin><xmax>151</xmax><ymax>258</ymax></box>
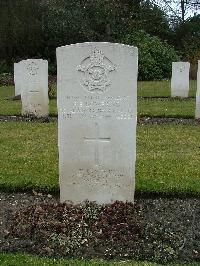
<box><xmin>77</xmin><ymin>50</ymin><xmax>116</xmax><ymax>93</ymax></box>
<box><xmin>27</xmin><ymin>61</ymin><xmax>39</xmax><ymax>76</ymax></box>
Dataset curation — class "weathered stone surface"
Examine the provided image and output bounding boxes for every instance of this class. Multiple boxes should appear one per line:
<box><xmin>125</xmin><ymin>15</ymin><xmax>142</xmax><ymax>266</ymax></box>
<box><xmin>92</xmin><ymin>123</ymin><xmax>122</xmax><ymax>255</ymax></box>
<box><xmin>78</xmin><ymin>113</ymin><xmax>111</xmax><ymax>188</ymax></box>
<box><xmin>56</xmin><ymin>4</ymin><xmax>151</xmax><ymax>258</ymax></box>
<box><xmin>195</xmin><ymin>60</ymin><xmax>200</xmax><ymax>119</ymax></box>
<box><xmin>57</xmin><ymin>42</ymin><xmax>138</xmax><ymax>204</ymax></box>
<box><xmin>20</xmin><ymin>59</ymin><xmax>49</xmax><ymax>117</ymax></box>
<box><xmin>171</xmin><ymin>62</ymin><xmax>190</xmax><ymax>97</ymax></box>
<box><xmin>14</xmin><ymin>62</ymin><xmax>22</xmax><ymax>96</ymax></box>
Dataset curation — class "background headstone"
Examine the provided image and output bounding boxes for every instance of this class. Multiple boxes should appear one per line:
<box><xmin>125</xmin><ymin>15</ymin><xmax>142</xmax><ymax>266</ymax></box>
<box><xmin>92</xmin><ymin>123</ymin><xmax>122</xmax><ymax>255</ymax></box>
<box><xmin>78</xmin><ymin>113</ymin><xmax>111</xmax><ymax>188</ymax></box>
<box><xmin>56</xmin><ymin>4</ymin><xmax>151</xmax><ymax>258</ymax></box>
<box><xmin>171</xmin><ymin>62</ymin><xmax>190</xmax><ymax>97</ymax></box>
<box><xmin>195</xmin><ymin>60</ymin><xmax>200</xmax><ymax>119</ymax></box>
<box><xmin>14</xmin><ymin>62</ymin><xmax>22</xmax><ymax>96</ymax></box>
<box><xmin>20</xmin><ymin>59</ymin><xmax>49</xmax><ymax>117</ymax></box>
<box><xmin>57</xmin><ymin>42</ymin><xmax>138</xmax><ymax>204</ymax></box>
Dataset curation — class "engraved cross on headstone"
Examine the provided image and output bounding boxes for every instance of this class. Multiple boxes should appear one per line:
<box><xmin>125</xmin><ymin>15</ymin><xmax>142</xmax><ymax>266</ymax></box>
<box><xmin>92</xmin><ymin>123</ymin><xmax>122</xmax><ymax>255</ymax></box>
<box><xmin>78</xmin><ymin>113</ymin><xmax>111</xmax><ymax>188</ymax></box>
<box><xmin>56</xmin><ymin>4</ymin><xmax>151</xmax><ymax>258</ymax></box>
<box><xmin>84</xmin><ymin>122</ymin><xmax>111</xmax><ymax>166</ymax></box>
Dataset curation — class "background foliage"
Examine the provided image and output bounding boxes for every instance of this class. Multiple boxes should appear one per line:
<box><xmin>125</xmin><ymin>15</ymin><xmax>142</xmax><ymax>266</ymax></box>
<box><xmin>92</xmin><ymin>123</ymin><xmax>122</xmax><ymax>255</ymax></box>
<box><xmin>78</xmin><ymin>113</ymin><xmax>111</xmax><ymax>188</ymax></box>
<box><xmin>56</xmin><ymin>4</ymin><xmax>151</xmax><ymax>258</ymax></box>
<box><xmin>0</xmin><ymin>0</ymin><xmax>199</xmax><ymax>80</ymax></box>
<box><xmin>121</xmin><ymin>31</ymin><xmax>179</xmax><ymax>80</ymax></box>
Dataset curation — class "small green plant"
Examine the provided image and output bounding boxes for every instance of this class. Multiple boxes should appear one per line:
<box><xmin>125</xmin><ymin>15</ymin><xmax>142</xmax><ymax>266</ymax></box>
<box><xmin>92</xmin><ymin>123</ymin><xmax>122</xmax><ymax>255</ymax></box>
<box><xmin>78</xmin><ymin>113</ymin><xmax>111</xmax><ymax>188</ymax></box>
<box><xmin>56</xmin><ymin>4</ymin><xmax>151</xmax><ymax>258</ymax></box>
<box><xmin>48</xmin><ymin>84</ymin><xmax>57</xmax><ymax>99</ymax></box>
<box><xmin>0</xmin><ymin>73</ymin><xmax>13</xmax><ymax>86</ymax></box>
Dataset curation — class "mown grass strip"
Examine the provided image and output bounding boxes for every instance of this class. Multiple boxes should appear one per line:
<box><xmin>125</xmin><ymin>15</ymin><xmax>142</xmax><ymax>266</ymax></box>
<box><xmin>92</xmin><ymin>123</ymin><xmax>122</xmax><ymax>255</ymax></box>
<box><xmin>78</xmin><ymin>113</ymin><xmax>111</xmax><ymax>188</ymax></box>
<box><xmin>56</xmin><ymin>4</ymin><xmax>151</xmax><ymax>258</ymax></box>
<box><xmin>0</xmin><ymin>122</ymin><xmax>199</xmax><ymax>195</ymax></box>
<box><xmin>138</xmin><ymin>80</ymin><xmax>197</xmax><ymax>97</ymax></box>
<box><xmin>0</xmin><ymin>86</ymin><xmax>196</xmax><ymax>118</ymax></box>
<box><xmin>138</xmin><ymin>98</ymin><xmax>195</xmax><ymax>118</ymax></box>
<box><xmin>0</xmin><ymin>253</ymin><xmax>199</xmax><ymax>266</ymax></box>
<box><xmin>136</xmin><ymin>124</ymin><xmax>200</xmax><ymax>195</ymax></box>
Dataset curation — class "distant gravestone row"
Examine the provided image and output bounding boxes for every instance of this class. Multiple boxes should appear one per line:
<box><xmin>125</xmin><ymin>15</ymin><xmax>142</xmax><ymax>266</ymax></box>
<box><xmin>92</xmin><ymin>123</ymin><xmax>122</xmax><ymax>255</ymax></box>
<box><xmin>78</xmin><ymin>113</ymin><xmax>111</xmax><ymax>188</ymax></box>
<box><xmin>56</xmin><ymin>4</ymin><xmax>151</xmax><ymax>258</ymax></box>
<box><xmin>14</xmin><ymin>56</ymin><xmax>200</xmax><ymax>119</ymax></box>
<box><xmin>195</xmin><ymin>60</ymin><xmax>200</xmax><ymax>119</ymax></box>
<box><xmin>170</xmin><ymin>61</ymin><xmax>200</xmax><ymax>118</ymax></box>
<box><xmin>14</xmin><ymin>59</ymin><xmax>49</xmax><ymax>117</ymax></box>
<box><xmin>14</xmin><ymin>62</ymin><xmax>22</xmax><ymax>96</ymax></box>
<box><xmin>171</xmin><ymin>62</ymin><xmax>190</xmax><ymax>98</ymax></box>
<box><xmin>12</xmin><ymin>42</ymin><xmax>200</xmax><ymax>204</ymax></box>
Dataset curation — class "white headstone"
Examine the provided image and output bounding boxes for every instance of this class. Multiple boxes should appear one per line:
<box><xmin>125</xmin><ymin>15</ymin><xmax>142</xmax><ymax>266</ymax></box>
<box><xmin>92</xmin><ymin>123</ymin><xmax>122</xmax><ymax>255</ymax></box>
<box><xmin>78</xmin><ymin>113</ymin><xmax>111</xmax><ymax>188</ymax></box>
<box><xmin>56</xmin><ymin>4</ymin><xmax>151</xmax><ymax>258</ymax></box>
<box><xmin>195</xmin><ymin>60</ymin><xmax>200</xmax><ymax>119</ymax></box>
<box><xmin>171</xmin><ymin>62</ymin><xmax>190</xmax><ymax>97</ymax></box>
<box><xmin>14</xmin><ymin>62</ymin><xmax>22</xmax><ymax>96</ymax></box>
<box><xmin>57</xmin><ymin>42</ymin><xmax>138</xmax><ymax>204</ymax></box>
<box><xmin>20</xmin><ymin>59</ymin><xmax>49</xmax><ymax>117</ymax></box>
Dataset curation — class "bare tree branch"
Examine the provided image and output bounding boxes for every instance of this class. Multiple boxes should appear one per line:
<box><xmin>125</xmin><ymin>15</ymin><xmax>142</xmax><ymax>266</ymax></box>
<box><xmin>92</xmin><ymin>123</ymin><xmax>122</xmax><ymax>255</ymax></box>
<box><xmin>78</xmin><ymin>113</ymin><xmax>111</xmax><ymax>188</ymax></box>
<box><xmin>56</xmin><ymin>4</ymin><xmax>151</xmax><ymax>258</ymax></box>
<box><xmin>154</xmin><ymin>0</ymin><xmax>200</xmax><ymax>21</ymax></box>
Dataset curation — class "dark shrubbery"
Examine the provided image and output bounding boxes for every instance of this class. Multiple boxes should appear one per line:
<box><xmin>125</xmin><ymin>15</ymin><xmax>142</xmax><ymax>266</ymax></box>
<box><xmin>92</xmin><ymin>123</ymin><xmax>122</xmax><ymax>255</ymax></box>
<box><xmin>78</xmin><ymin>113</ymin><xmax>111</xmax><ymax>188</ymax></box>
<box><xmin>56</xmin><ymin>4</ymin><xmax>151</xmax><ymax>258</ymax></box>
<box><xmin>0</xmin><ymin>73</ymin><xmax>14</xmax><ymax>86</ymax></box>
<box><xmin>121</xmin><ymin>31</ymin><xmax>179</xmax><ymax>80</ymax></box>
<box><xmin>0</xmin><ymin>1</ymin><xmax>199</xmax><ymax>80</ymax></box>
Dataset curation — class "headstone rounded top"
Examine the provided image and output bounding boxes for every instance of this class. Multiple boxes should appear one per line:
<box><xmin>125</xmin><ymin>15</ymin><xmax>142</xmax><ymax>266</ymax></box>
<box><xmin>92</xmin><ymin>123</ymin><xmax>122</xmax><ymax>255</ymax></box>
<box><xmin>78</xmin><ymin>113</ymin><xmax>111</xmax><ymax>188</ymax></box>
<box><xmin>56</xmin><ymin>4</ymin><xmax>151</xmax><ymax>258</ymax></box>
<box><xmin>19</xmin><ymin>59</ymin><xmax>48</xmax><ymax>69</ymax></box>
<box><xmin>20</xmin><ymin>58</ymin><xmax>48</xmax><ymax>62</ymax></box>
<box><xmin>172</xmin><ymin>61</ymin><xmax>190</xmax><ymax>65</ymax></box>
<box><xmin>56</xmin><ymin>42</ymin><xmax>138</xmax><ymax>54</ymax></box>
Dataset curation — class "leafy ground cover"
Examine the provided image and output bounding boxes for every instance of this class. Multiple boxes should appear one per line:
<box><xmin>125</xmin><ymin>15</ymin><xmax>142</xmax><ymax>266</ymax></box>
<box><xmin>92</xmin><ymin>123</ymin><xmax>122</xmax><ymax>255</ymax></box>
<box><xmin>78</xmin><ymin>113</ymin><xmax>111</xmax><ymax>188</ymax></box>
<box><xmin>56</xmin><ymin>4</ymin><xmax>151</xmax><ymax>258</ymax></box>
<box><xmin>0</xmin><ymin>195</ymin><xmax>199</xmax><ymax>264</ymax></box>
<box><xmin>0</xmin><ymin>85</ymin><xmax>196</xmax><ymax>118</ymax></box>
<box><xmin>1</xmin><ymin>253</ymin><xmax>199</xmax><ymax>266</ymax></box>
<box><xmin>0</xmin><ymin>121</ymin><xmax>199</xmax><ymax>195</ymax></box>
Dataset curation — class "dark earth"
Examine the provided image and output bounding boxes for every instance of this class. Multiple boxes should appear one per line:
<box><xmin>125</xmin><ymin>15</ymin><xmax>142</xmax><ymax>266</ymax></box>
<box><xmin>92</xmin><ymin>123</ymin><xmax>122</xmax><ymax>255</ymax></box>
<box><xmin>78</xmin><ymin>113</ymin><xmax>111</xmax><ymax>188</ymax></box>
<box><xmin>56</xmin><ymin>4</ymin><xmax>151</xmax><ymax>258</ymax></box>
<box><xmin>138</xmin><ymin>96</ymin><xmax>195</xmax><ymax>100</ymax></box>
<box><xmin>0</xmin><ymin>115</ymin><xmax>200</xmax><ymax>125</ymax></box>
<box><xmin>0</xmin><ymin>191</ymin><xmax>199</xmax><ymax>264</ymax></box>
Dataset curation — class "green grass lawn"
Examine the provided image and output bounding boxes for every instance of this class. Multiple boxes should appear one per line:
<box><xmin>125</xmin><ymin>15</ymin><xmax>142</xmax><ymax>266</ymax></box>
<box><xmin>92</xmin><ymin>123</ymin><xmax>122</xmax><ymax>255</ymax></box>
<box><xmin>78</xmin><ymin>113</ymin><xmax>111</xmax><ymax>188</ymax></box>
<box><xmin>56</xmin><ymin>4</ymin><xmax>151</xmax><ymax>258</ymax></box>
<box><xmin>0</xmin><ymin>253</ymin><xmax>199</xmax><ymax>266</ymax></box>
<box><xmin>136</xmin><ymin>124</ymin><xmax>200</xmax><ymax>195</ymax></box>
<box><xmin>0</xmin><ymin>121</ymin><xmax>58</xmax><ymax>191</ymax></box>
<box><xmin>0</xmin><ymin>86</ymin><xmax>58</xmax><ymax>116</ymax></box>
<box><xmin>138</xmin><ymin>98</ymin><xmax>195</xmax><ymax>118</ymax></box>
<box><xmin>138</xmin><ymin>80</ymin><xmax>197</xmax><ymax>97</ymax></box>
<box><xmin>0</xmin><ymin>85</ymin><xmax>196</xmax><ymax>118</ymax></box>
<box><xmin>0</xmin><ymin>121</ymin><xmax>199</xmax><ymax>195</ymax></box>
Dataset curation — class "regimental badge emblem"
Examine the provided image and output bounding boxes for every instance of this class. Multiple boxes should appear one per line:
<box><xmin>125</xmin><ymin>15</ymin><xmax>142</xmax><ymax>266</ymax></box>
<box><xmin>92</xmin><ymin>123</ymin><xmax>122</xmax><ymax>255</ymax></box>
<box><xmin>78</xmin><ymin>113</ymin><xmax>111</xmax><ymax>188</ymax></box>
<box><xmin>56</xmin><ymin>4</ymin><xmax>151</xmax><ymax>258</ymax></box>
<box><xmin>27</xmin><ymin>61</ymin><xmax>39</xmax><ymax>76</ymax></box>
<box><xmin>77</xmin><ymin>50</ymin><xmax>116</xmax><ymax>93</ymax></box>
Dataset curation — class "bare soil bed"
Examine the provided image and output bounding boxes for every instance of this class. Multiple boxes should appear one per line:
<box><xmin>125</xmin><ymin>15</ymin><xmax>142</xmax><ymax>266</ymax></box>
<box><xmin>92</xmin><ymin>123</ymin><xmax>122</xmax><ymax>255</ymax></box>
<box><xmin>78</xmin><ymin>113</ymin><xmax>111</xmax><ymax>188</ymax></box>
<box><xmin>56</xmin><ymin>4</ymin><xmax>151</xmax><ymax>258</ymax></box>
<box><xmin>0</xmin><ymin>115</ymin><xmax>200</xmax><ymax>125</ymax></box>
<box><xmin>138</xmin><ymin>96</ymin><xmax>195</xmax><ymax>100</ymax></box>
<box><xmin>0</xmin><ymin>191</ymin><xmax>199</xmax><ymax>264</ymax></box>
